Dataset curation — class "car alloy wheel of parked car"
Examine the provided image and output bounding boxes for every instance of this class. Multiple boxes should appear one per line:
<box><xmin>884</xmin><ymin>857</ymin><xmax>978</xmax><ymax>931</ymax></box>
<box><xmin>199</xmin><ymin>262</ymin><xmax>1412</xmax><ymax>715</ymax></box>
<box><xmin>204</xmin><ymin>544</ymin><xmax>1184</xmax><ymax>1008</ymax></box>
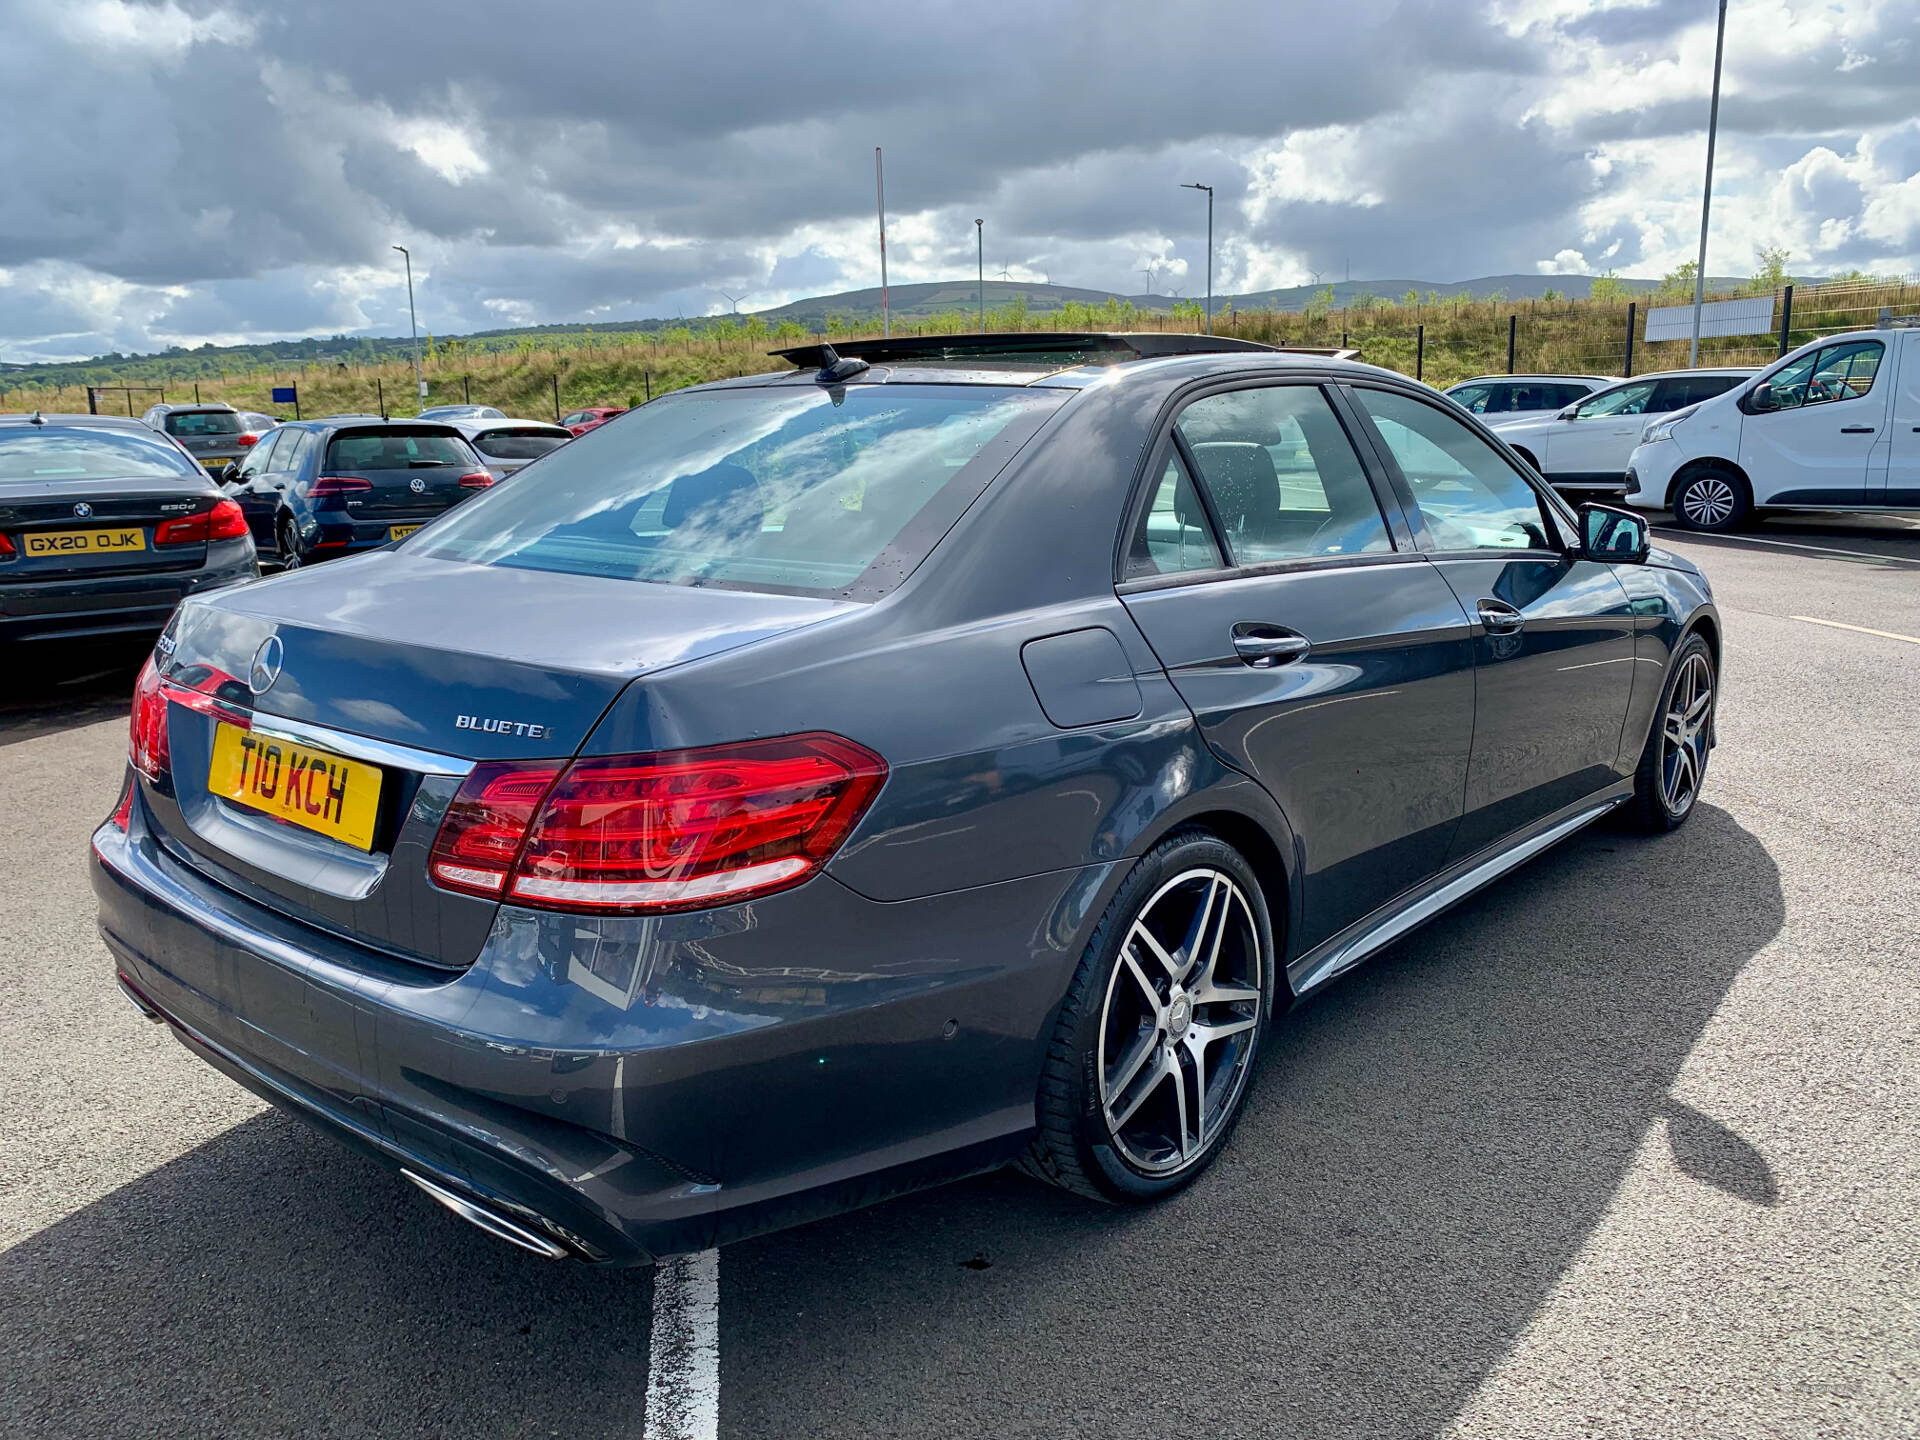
<box><xmin>1672</xmin><ymin>469</ymin><xmax>1750</xmax><ymax>532</ymax></box>
<box><xmin>1626</xmin><ymin>632</ymin><xmax>1716</xmax><ymax>831</ymax></box>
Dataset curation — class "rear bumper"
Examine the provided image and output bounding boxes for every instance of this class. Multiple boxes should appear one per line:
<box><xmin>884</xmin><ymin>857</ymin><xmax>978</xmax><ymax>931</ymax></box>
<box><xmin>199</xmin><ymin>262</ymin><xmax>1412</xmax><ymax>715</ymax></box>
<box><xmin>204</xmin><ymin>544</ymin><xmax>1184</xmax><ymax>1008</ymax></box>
<box><xmin>90</xmin><ymin>790</ymin><xmax>1101</xmax><ymax>1262</ymax></box>
<box><xmin>0</xmin><ymin>544</ymin><xmax>257</xmax><ymax>642</ymax></box>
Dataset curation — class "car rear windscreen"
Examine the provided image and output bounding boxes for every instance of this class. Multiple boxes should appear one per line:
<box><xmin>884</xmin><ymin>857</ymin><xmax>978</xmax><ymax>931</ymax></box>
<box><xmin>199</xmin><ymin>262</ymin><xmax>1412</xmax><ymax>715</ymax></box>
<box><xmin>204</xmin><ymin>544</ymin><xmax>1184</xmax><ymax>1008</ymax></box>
<box><xmin>325</xmin><ymin>431</ymin><xmax>473</xmax><ymax>470</ymax></box>
<box><xmin>474</xmin><ymin>430</ymin><xmax>570</xmax><ymax>460</ymax></box>
<box><xmin>414</xmin><ymin>385</ymin><xmax>1065</xmax><ymax>598</ymax></box>
<box><xmin>164</xmin><ymin>410</ymin><xmax>243</xmax><ymax>436</ymax></box>
<box><xmin>0</xmin><ymin>428</ymin><xmax>202</xmax><ymax>483</ymax></box>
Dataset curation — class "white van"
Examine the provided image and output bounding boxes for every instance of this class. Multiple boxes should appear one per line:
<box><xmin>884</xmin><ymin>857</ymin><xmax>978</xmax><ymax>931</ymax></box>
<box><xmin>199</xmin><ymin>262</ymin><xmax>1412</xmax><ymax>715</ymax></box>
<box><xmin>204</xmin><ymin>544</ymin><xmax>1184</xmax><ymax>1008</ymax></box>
<box><xmin>1625</xmin><ymin>320</ymin><xmax>1920</xmax><ymax>530</ymax></box>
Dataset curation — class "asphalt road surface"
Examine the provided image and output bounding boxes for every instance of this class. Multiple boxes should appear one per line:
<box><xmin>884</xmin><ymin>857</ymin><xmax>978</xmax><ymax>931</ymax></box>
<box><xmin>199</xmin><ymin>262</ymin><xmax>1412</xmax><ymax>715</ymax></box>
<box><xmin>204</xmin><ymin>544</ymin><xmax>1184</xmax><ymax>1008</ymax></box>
<box><xmin>3</xmin><ymin>514</ymin><xmax>1916</xmax><ymax>1439</ymax></box>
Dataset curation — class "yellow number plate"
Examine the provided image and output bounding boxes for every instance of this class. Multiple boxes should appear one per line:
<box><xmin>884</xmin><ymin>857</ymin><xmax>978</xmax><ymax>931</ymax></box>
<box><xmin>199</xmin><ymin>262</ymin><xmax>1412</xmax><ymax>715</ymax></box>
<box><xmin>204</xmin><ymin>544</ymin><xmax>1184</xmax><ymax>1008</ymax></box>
<box><xmin>390</xmin><ymin>524</ymin><xmax>423</xmax><ymax>541</ymax></box>
<box><xmin>207</xmin><ymin>722</ymin><xmax>383</xmax><ymax>851</ymax></box>
<box><xmin>24</xmin><ymin>527</ymin><xmax>146</xmax><ymax>556</ymax></box>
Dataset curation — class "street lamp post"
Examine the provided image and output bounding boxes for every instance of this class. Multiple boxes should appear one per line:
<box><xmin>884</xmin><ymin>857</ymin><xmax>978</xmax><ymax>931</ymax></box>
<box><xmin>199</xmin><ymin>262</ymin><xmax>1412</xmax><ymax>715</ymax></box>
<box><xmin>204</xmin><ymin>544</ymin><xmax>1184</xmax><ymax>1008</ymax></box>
<box><xmin>1182</xmin><ymin>183</ymin><xmax>1214</xmax><ymax>334</ymax></box>
<box><xmin>1689</xmin><ymin>0</ymin><xmax>1729</xmax><ymax>367</ymax></box>
<box><xmin>392</xmin><ymin>245</ymin><xmax>421</xmax><ymax>403</ymax></box>
<box><xmin>975</xmin><ymin>219</ymin><xmax>984</xmax><ymax>334</ymax></box>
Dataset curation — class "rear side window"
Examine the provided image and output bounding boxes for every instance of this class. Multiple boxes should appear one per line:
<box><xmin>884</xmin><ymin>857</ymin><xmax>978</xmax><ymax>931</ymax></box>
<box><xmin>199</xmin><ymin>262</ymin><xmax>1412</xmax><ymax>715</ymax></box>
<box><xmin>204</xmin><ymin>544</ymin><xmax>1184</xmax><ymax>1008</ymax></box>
<box><xmin>1174</xmin><ymin>385</ymin><xmax>1392</xmax><ymax>564</ymax></box>
<box><xmin>1546</xmin><ymin>383</ymin><xmax>1597</xmax><ymax>408</ymax></box>
<box><xmin>474</xmin><ymin>430</ymin><xmax>570</xmax><ymax>460</ymax></box>
<box><xmin>0</xmin><ymin>428</ymin><xmax>202</xmax><ymax>483</ymax></box>
<box><xmin>415</xmin><ymin>385</ymin><xmax>1064</xmax><ymax>598</ymax></box>
<box><xmin>1126</xmin><ymin>452</ymin><xmax>1224</xmax><ymax>579</ymax></box>
<box><xmin>1651</xmin><ymin>375</ymin><xmax>1743</xmax><ymax>410</ymax></box>
<box><xmin>325</xmin><ymin>431</ymin><xmax>473</xmax><ymax>470</ymax></box>
<box><xmin>164</xmin><ymin>410</ymin><xmax>243</xmax><ymax>436</ymax></box>
<box><xmin>1353</xmin><ymin>389</ymin><xmax>1555</xmax><ymax>552</ymax></box>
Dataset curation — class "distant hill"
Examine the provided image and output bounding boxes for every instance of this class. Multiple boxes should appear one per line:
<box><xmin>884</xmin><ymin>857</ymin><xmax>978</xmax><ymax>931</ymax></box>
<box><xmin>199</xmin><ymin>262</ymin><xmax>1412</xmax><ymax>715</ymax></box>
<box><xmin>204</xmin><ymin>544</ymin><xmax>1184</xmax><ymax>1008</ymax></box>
<box><xmin>0</xmin><ymin>273</ymin><xmax>1757</xmax><ymax>390</ymax></box>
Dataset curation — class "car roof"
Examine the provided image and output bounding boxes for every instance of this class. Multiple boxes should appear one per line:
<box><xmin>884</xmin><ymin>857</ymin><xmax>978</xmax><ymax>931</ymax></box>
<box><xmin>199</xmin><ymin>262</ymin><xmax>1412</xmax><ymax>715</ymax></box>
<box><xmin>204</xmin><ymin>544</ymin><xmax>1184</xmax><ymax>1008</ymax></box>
<box><xmin>1602</xmin><ymin>367</ymin><xmax>1758</xmax><ymax>382</ymax></box>
<box><xmin>151</xmin><ymin>402</ymin><xmax>239</xmax><ymax>413</ymax></box>
<box><xmin>0</xmin><ymin>411</ymin><xmax>174</xmax><ymax>432</ymax></box>
<box><xmin>1447</xmin><ymin>373</ymin><xmax>1613</xmax><ymax>386</ymax></box>
<box><xmin>458</xmin><ymin>417</ymin><xmax>570</xmax><ymax>433</ymax></box>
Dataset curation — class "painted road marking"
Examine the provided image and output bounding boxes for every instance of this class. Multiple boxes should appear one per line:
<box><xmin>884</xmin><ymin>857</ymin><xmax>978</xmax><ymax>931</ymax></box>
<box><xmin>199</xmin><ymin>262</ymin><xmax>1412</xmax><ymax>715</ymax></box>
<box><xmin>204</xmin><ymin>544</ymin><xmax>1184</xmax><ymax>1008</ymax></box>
<box><xmin>1653</xmin><ymin>528</ymin><xmax>1920</xmax><ymax>567</ymax></box>
<box><xmin>643</xmin><ymin>1248</ymin><xmax>720</xmax><ymax>1440</ymax></box>
<box><xmin>1789</xmin><ymin>615</ymin><xmax>1920</xmax><ymax>646</ymax></box>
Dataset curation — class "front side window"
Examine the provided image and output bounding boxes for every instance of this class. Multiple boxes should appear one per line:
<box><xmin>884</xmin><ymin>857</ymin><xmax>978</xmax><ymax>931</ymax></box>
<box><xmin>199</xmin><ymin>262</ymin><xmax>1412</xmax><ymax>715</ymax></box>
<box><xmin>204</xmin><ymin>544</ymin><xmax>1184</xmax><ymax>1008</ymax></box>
<box><xmin>1173</xmin><ymin>385</ymin><xmax>1392</xmax><ymax>564</ymax></box>
<box><xmin>234</xmin><ymin>429</ymin><xmax>282</xmax><ymax>479</ymax></box>
<box><xmin>1353</xmin><ymin>388</ymin><xmax>1555</xmax><ymax>552</ymax></box>
<box><xmin>0</xmin><ymin>428</ymin><xmax>202</xmax><ymax>484</ymax></box>
<box><xmin>1763</xmin><ymin>341</ymin><xmax>1883</xmax><ymax>410</ymax></box>
<box><xmin>1126</xmin><ymin>451</ymin><xmax>1224</xmax><ymax>579</ymax></box>
<box><xmin>416</xmin><ymin>385</ymin><xmax>1064</xmax><ymax>598</ymax></box>
<box><xmin>1574</xmin><ymin>381</ymin><xmax>1657</xmax><ymax>420</ymax></box>
<box><xmin>1449</xmin><ymin>385</ymin><xmax>1494</xmax><ymax>414</ymax></box>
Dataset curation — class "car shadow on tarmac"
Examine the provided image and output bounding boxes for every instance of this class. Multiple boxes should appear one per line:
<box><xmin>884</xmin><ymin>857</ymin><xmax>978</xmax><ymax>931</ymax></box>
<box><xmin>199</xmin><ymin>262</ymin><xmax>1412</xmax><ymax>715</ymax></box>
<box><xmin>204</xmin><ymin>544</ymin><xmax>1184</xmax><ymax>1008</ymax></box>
<box><xmin>0</xmin><ymin>804</ymin><xmax>1781</xmax><ymax>1440</ymax></box>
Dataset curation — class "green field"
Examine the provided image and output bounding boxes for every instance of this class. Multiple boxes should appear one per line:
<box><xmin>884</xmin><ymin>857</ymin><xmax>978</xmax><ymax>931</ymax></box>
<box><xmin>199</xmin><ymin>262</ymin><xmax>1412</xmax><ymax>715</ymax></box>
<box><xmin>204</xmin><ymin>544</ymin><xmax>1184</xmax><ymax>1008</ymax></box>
<box><xmin>6</xmin><ymin>276</ymin><xmax>1913</xmax><ymax>422</ymax></box>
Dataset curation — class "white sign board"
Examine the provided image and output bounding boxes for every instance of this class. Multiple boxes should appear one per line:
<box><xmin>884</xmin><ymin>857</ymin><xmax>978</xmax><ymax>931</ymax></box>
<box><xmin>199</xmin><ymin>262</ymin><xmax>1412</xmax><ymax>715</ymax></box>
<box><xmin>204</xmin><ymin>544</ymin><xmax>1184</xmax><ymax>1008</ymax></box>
<box><xmin>1644</xmin><ymin>296</ymin><xmax>1775</xmax><ymax>342</ymax></box>
<box><xmin>418</xmin><ymin>379</ymin><xmax>430</xmax><ymax>398</ymax></box>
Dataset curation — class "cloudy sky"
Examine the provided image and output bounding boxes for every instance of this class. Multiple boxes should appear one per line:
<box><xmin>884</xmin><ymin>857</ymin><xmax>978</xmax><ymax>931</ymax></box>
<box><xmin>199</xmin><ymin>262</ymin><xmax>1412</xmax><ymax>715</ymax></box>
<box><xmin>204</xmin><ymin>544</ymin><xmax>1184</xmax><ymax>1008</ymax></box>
<box><xmin>1</xmin><ymin>0</ymin><xmax>1916</xmax><ymax>362</ymax></box>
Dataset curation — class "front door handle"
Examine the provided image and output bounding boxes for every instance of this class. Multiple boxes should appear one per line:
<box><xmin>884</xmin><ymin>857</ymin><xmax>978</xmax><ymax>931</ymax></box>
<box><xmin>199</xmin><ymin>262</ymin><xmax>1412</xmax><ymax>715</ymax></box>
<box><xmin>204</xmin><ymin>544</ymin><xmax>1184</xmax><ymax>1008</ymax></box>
<box><xmin>1231</xmin><ymin>623</ymin><xmax>1311</xmax><ymax>668</ymax></box>
<box><xmin>1477</xmin><ymin>599</ymin><xmax>1525</xmax><ymax>635</ymax></box>
<box><xmin>1840</xmin><ymin>426</ymin><xmax>1876</xmax><ymax>434</ymax></box>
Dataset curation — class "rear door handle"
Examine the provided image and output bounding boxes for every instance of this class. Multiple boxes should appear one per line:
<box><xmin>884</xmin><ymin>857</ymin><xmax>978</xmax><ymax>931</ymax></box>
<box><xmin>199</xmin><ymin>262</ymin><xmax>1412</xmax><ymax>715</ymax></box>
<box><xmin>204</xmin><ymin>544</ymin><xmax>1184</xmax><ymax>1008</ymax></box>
<box><xmin>1477</xmin><ymin>599</ymin><xmax>1525</xmax><ymax>635</ymax></box>
<box><xmin>1840</xmin><ymin>426</ymin><xmax>1876</xmax><ymax>434</ymax></box>
<box><xmin>1231</xmin><ymin>624</ymin><xmax>1311</xmax><ymax>668</ymax></box>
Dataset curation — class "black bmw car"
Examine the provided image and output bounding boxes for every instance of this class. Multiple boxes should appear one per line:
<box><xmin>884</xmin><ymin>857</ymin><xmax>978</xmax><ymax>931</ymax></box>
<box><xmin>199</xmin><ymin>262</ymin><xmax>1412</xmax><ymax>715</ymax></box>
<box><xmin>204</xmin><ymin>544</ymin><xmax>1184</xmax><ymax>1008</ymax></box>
<box><xmin>0</xmin><ymin>413</ymin><xmax>258</xmax><ymax>646</ymax></box>
<box><xmin>92</xmin><ymin>333</ymin><xmax>1719</xmax><ymax>1263</ymax></box>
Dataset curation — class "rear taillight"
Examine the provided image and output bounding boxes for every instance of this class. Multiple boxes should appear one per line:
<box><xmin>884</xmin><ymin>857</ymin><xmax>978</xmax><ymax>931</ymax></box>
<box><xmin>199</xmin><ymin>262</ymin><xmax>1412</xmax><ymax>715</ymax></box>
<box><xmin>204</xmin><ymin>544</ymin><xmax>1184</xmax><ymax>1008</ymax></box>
<box><xmin>427</xmin><ymin>732</ymin><xmax>886</xmax><ymax>913</ymax></box>
<box><xmin>129</xmin><ymin>656</ymin><xmax>170</xmax><ymax>781</ymax></box>
<box><xmin>0</xmin><ymin>533</ymin><xmax>13</xmax><ymax>557</ymax></box>
<box><xmin>427</xmin><ymin>761</ymin><xmax>566</xmax><ymax>897</ymax></box>
<box><xmin>457</xmin><ymin>471</ymin><xmax>494</xmax><ymax>489</ymax></box>
<box><xmin>236</xmin><ymin>432</ymin><xmax>260</xmax><ymax>448</ymax></box>
<box><xmin>310</xmin><ymin>476</ymin><xmax>373</xmax><ymax>498</ymax></box>
<box><xmin>155</xmin><ymin>499</ymin><xmax>248</xmax><ymax>546</ymax></box>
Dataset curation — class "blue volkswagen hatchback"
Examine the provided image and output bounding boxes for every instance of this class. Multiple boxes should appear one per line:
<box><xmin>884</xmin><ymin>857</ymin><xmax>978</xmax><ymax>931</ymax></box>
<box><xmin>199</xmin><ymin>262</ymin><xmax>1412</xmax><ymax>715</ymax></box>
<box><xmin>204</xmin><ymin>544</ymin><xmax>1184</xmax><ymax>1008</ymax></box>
<box><xmin>92</xmin><ymin>334</ymin><xmax>1719</xmax><ymax>1263</ymax></box>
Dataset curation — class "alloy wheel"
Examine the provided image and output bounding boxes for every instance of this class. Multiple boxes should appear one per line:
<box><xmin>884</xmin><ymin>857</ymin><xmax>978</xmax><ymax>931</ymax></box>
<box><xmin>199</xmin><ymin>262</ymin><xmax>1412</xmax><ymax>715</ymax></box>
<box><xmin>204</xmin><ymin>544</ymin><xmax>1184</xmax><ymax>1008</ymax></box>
<box><xmin>1097</xmin><ymin>868</ymin><xmax>1264</xmax><ymax>1175</ymax></box>
<box><xmin>1660</xmin><ymin>651</ymin><xmax>1714</xmax><ymax>815</ymax></box>
<box><xmin>1679</xmin><ymin>476</ymin><xmax>1736</xmax><ymax>528</ymax></box>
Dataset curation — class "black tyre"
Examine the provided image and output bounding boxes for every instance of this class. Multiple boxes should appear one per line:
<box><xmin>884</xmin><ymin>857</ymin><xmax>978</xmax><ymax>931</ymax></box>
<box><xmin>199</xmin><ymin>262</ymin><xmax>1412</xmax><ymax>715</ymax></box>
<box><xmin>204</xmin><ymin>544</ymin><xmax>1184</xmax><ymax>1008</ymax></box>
<box><xmin>1670</xmin><ymin>467</ymin><xmax>1751</xmax><ymax>532</ymax></box>
<box><xmin>1624</xmin><ymin>631</ymin><xmax>1716</xmax><ymax>832</ymax></box>
<box><xmin>1024</xmin><ymin>830</ymin><xmax>1277</xmax><ymax>1203</ymax></box>
<box><xmin>277</xmin><ymin>518</ymin><xmax>302</xmax><ymax>570</ymax></box>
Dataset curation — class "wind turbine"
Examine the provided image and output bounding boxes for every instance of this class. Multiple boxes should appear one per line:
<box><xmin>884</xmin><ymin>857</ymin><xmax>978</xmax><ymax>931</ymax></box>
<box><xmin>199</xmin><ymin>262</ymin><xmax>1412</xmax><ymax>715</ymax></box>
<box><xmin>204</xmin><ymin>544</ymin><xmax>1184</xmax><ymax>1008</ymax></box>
<box><xmin>717</xmin><ymin>291</ymin><xmax>742</xmax><ymax>314</ymax></box>
<box><xmin>1141</xmin><ymin>265</ymin><xmax>1157</xmax><ymax>295</ymax></box>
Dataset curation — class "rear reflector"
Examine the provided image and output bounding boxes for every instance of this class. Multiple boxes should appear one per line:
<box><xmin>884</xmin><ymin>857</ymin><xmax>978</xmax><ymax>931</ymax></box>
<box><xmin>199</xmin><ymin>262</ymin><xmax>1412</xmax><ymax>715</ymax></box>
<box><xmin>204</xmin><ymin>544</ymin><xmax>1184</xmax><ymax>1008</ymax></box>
<box><xmin>310</xmin><ymin>476</ymin><xmax>373</xmax><ymax>498</ymax></box>
<box><xmin>106</xmin><ymin>773</ymin><xmax>135</xmax><ymax>831</ymax></box>
<box><xmin>129</xmin><ymin>656</ymin><xmax>169</xmax><ymax>781</ymax></box>
<box><xmin>427</xmin><ymin>733</ymin><xmax>886</xmax><ymax>914</ymax></box>
<box><xmin>0</xmin><ymin>533</ymin><xmax>13</xmax><ymax>556</ymax></box>
<box><xmin>155</xmin><ymin>498</ymin><xmax>249</xmax><ymax>546</ymax></box>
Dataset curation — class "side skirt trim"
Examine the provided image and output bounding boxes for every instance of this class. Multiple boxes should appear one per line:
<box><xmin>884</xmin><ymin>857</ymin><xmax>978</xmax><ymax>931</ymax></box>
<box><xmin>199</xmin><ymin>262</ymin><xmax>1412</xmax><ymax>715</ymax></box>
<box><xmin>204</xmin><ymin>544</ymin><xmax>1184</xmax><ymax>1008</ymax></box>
<box><xmin>1288</xmin><ymin>788</ymin><xmax>1628</xmax><ymax>996</ymax></box>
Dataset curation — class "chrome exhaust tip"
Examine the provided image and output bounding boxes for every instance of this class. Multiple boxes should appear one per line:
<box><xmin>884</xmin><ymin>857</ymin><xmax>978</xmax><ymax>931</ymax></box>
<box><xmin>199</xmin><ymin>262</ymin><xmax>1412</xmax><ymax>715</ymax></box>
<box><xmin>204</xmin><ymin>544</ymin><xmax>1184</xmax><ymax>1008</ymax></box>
<box><xmin>401</xmin><ymin>1169</ymin><xmax>570</xmax><ymax>1260</ymax></box>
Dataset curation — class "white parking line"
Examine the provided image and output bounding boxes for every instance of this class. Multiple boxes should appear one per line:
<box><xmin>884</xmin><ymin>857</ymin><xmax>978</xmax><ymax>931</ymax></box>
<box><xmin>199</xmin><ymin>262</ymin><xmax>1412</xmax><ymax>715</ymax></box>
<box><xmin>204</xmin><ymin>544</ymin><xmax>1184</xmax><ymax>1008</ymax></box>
<box><xmin>1652</xmin><ymin>527</ymin><xmax>1920</xmax><ymax>566</ymax></box>
<box><xmin>643</xmin><ymin>1248</ymin><xmax>721</xmax><ymax>1440</ymax></box>
<box><xmin>1789</xmin><ymin>615</ymin><xmax>1920</xmax><ymax>647</ymax></box>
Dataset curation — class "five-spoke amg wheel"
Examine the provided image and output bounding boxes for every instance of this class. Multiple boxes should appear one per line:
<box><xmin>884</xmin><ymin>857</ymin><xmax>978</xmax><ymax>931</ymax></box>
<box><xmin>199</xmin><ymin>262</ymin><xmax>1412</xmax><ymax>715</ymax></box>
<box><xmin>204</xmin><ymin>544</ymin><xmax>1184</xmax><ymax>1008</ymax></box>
<box><xmin>1026</xmin><ymin>831</ymin><xmax>1276</xmax><ymax>1201</ymax></box>
<box><xmin>1627</xmin><ymin>631</ymin><xmax>1716</xmax><ymax>831</ymax></box>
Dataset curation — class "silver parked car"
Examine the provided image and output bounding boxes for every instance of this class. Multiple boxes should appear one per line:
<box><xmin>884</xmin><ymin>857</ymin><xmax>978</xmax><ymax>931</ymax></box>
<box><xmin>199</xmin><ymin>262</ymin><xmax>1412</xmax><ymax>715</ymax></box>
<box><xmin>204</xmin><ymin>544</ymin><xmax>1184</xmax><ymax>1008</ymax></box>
<box><xmin>419</xmin><ymin>404</ymin><xmax>507</xmax><ymax>422</ymax></box>
<box><xmin>452</xmin><ymin>417</ymin><xmax>573</xmax><ymax>481</ymax></box>
<box><xmin>1443</xmin><ymin>374</ymin><xmax>1613</xmax><ymax>417</ymax></box>
<box><xmin>138</xmin><ymin>403</ymin><xmax>264</xmax><ymax>477</ymax></box>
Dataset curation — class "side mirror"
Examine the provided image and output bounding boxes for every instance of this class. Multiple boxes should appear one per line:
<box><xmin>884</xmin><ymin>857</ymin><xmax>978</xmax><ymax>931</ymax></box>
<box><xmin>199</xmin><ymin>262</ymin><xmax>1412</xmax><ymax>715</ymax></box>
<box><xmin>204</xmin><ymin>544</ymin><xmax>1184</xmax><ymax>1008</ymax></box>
<box><xmin>1578</xmin><ymin>503</ymin><xmax>1650</xmax><ymax>564</ymax></box>
<box><xmin>1747</xmin><ymin>382</ymin><xmax>1777</xmax><ymax>413</ymax></box>
<box><xmin>1556</xmin><ymin>404</ymin><xmax>1580</xmax><ymax>420</ymax></box>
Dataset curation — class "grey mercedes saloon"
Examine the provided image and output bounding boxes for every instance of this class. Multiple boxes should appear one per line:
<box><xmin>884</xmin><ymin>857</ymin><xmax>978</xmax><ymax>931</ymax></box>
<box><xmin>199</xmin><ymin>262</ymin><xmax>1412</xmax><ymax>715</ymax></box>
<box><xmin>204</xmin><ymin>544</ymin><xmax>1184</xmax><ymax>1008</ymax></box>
<box><xmin>92</xmin><ymin>333</ymin><xmax>1720</xmax><ymax>1263</ymax></box>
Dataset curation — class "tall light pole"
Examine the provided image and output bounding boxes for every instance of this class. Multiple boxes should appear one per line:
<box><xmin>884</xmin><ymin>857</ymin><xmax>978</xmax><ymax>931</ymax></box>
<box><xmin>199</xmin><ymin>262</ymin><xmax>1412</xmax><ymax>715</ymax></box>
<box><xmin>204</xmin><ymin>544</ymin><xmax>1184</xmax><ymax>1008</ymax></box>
<box><xmin>975</xmin><ymin>219</ymin><xmax>984</xmax><ymax>334</ymax></box>
<box><xmin>392</xmin><ymin>245</ymin><xmax>420</xmax><ymax>401</ymax></box>
<box><xmin>1689</xmin><ymin>0</ymin><xmax>1729</xmax><ymax>367</ymax></box>
<box><xmin>876</xmin><ymin>148</ymin><xmax>889</xmax><ymax>338</ymax></box>
<box><xmin>1182</xmin><ymin>182</ymin><xmax>1214</xmax><ymax>334</ymax></box>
